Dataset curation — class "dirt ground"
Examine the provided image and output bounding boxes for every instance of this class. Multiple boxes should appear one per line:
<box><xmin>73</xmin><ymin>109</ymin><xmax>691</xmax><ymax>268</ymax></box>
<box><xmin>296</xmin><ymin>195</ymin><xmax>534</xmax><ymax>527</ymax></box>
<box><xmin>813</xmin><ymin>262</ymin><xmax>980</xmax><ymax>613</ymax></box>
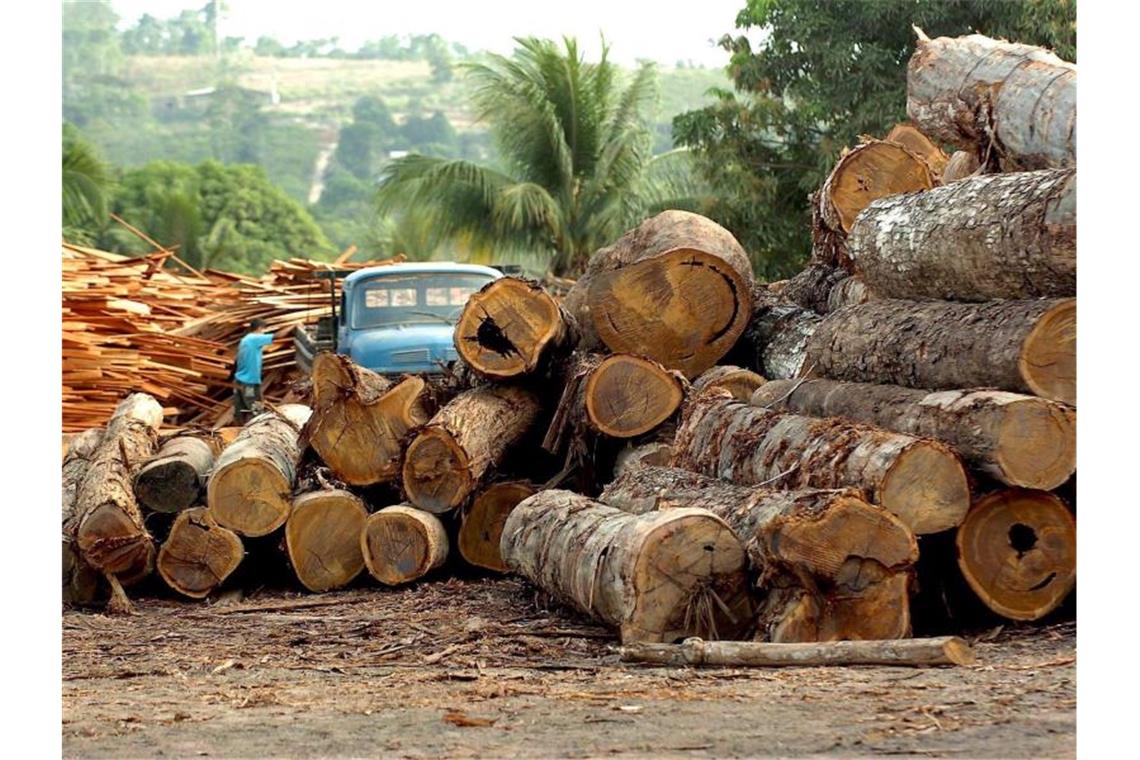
<box><xmin>63</xmin><ymin>577</ymin><xmax>1075</xmax><ymax>758</ymax></box>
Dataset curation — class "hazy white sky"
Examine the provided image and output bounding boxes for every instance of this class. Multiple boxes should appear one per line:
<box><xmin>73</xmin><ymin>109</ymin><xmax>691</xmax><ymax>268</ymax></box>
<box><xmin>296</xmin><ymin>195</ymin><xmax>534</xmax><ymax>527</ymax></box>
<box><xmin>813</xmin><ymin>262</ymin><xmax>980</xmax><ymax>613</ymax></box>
<box><xmin>106</xmin><ymin>0</ymin><xmax>748</xmax><ymax>67</ymax></box>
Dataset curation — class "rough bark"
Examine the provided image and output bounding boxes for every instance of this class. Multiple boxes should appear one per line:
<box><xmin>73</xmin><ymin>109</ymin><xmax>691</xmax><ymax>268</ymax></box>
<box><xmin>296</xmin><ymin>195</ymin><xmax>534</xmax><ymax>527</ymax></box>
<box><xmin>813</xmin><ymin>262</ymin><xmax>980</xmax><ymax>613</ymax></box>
<box><xmin>285</xmin><ymin>488</ymin><xmax>368</xmax><ymax>592</ymax></box>
<box><xmin>781</xmin><ymin>264</ymin><xmax>851</xmax><ymax>314</ymax></box>
<box><xmin>501</xmin><ymin>490</ymin><xmax>754</xmax><ymax>643</ymax></box>
<box><xmin>612</xmin><ymin>441</ymin><xmax>675</xmax><ymax>480</ymax></box>
<box><xmin>454</xmin><ymin>277</ymin><xmax>576</xmax><ymax>379</ymax></box>
<box><xmin>804</xmin><ymin>298</ymin><xmax>1076</xmax><ymax>405</ymax></box>
<box><xmin>563</xmin><ymin>210</ymin><xmax>755</xmax><ymax>378</ymax></box>
<box><xmin>402</xmin><ymin>385</ymin><xmax>542</xmax><ymax>513</ymax></box>
<box><xmin>848</xmin><ymin>169</ymin><xmax>1075</xmax><ymax>301</ymax></box>
<box><xmin>884</xmin><ymin>123</ymin><xmax>949</xmax><ymax>177</ymax></box>
<box><xmin>690</xmin><ymin>366</ymin><xmax>765</xmax><ymax>400</ymax></box>
<box><xmin>75</xmin><ymin>393</ymin><xmax>163</xmax><ymax>586</ymax></box>
<box><xmin>134</xmin><ymin>435</ymin><xmax>216</xmax><ymax>514</ymax></box>
<box><xmin>62</xmin><ymin>428</ymin><xmax>104</xmax><ymax>604</ymax></box>
<box><xmin>673</xmin><ymin>392</ymin><xmax>970</xmax><ymax>535</ymax></box>
<box><xmin>907</xmin><ymin>31</ymin><xmax>1075</xmax><ymax>171</ymax></box>
<box><xmin>733</xmin><ymin>287</ymin><xmax>823</xmax><ymax>380</ymax></box>
<box><xmin>458</xmin><ymin>481</ymin><xmax>537</xmax><ymax>572</ymax></box>
<box><xmin>207</xmin><ymin>404</ymin><xmax>313</xmax><ymax>537</ymax></box>
<box><xmin>751</xmin><ymin>379</ymin><xmax>1076</xmax><ymax>490</ymax></box>
<box><xmin>825</xmin><ymin>276</ymin><xmax>872</xmax><ymax>313</ymax></box>
<box><xmin>941</xmin><ymin>150</ymin><xmax>981</xmax><ymax>183</ymax></box>
<box><xmin>157</xmin><ymin>507</ymin><xmax>244</xmax><ymax>599</ymax></box>
<box><xmin>621</xmin><ymin>635</ymin><xmax>975</xmax><ymax>667</ymax></box>
<box><xmin>956</xmin><ymin>489</ymin><xmax>1076</xmax><ymax>621</ymax></box>
<box><xmin>306</xmin><ymin>353</ymin><xmax>433</xmax><ymax>486</ymax></box>
<box><xmin>361</xmin><ymin>505</ymin><xmax>449</xmax><ymax>586</ymax></box>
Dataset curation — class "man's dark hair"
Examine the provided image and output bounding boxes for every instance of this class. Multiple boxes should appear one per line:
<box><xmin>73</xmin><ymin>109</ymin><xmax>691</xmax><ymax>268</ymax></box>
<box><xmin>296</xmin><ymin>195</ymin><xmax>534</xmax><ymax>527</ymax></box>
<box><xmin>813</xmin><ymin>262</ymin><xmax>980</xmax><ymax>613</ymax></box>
<box><xmin>250</xmin><ymin>318</ymin><xmax>265</xmax><ymax>330</ymax></box>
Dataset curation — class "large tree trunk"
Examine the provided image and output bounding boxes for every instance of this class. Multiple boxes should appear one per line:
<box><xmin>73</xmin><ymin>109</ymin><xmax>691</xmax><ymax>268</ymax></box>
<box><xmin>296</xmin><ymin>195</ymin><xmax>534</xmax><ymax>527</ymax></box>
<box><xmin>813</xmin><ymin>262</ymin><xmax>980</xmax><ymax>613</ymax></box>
<box><xmin>733</xmin><ymin>288</ymin><xmax>823</xmax><ymax>379</ymax></box>
<box><xmin>62</xmin><ymin>428</ymin><xmax>104</xmax><ymax>604</ymax></box>
<box><xmin>458</xmin><ymin>481</ymin><xmax>537</xmax><ymax>572</ymax></box>
<box><xmin>563</xmin><ymin>210</ymin><xmax>755</xmax><ymax>378</ymax></box>
<box><xmin>361</xmin><ymin>505</ymin><xmax>449</xmax><ymax>586</ymax></box>
<box><xmin>454</xmin><ymin>277</ymin><xmax>576</xmax><ymax>379</ymax></box>
<box><xmin>501</xmin><ymin>490</ymin><xmax>754</xmax><ymax>643</ymax></box>
<box><xmin>907</xmin><ymin>31</ymin><xmax>1075</xmax><ymax>171</ymax></box>
<box><xmin>402</xmin><ymin>385</ymin><xmax>541</xmax><ymax>513</ymax></box>
<box><xmin>673</xmin><ymin>393</ymin><xmax>970</xmax><ymax>535</ymax></box>
<box><xmin>751</xmin><ymin>379</ymin><xmax>1076</xmax><ymax>490</ymax></box>
<box><xmin>956</xmin><ymin>489</ymin><xmax>1076</xmax><ymax>621</ymax></box>
<box><xmin>284</xmin><ymin>488</ymin><xmax>368</xmax><ymax>592</ymax></box>
<box><xmin>884</xmin><ymin>123</ymin><xmax>949</xmax><ymax>177</ymax></box>
<box><xmin>134</xmin><ymin>435</ymin><xmax>216</xmax><ymax>514</ymax></box>
<box><xmin>612</xmin><ymin>441</ymin><xmax>675</xmax><ymax>480</ymax></box>
<box><xmin>825</xmin><ymin>275</ymin><xmax>872</xmax><ymax>313</ymax></box>
<box><xmin>156</xmin><ymin>507</ymin><xmax>244</xmax><ymax>599</ymax></box>
<box><xmin>306</xmin><ymin>353</ymin><xmax>433</xmax><ymax>486</ymax></box>
<box><xmin>847</xmin><ymin>169</ymin><xmax>1075</xmax><ymax>301</ymax></box>
<box><xmin>74</xmin><ymin>393</ymin><xmax>163</xmax><ymax>589</ymax></box>
<box><xmin>804</xmin><ymin>298</ymin><xmax>1076</xmax><ymax>405</ymax></box>
<box><xmin>781</xmin><ymin>264</ymin><xmax>851</xmax><ymax>314</ymax></box>
<box><xmin>207</xmin><ymin>404</ymin><xmax>313</xmax><ymax>537</ymax></box>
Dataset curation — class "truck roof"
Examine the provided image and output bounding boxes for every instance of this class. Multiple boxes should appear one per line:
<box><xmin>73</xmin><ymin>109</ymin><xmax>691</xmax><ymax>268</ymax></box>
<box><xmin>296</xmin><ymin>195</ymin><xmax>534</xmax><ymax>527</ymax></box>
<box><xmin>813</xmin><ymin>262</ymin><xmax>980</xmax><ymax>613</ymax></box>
<box><xmin>343</xmin><ymin>262</ymin><xmax>503</xmax><ymax>287</ymax></box>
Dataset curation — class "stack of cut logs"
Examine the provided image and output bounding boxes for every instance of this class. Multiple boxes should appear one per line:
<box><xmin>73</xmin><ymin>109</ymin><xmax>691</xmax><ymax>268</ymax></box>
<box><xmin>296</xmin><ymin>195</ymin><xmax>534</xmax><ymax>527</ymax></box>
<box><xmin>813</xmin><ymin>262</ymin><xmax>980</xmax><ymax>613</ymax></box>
<box><xmin>62</xmin><ymin>30</ymin><xmax>1076</xmax><ymax>647</ymax></box>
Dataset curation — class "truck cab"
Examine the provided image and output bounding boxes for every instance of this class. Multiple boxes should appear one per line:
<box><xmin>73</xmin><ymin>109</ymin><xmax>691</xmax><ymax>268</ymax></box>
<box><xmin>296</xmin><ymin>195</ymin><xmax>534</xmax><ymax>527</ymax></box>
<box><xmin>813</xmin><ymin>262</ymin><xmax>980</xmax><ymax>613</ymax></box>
<box><xmin>294</xmin><ymin>262</ymin><xmax>503</xmax><ymax>376</ymax></box>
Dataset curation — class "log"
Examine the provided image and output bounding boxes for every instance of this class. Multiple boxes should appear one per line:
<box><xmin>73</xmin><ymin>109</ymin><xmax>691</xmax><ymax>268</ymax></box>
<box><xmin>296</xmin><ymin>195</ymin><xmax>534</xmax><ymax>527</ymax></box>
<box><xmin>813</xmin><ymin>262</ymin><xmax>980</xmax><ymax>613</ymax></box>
<box><xmin>781</xmin><ymin>264</ymin><xmax>851</xmax><ymax>314</ymax></box>
<box><xmin>361</xmin><ymin>505</ymin><xmax>449</xmax><ymax>586</ymax></box>
<box><xmin>562</xmin><ymin>210</ymin><xmax>755</xmax><ymax>378</ymax></box>
<box><xmin>454</xmin><ymin>277</ymin><xmax>575</xmax><ymax>379</ymax></box>
<box><xmin>956</xmin><ymin>489</ymin><xmax>1076</xmax><ymax>621</ymax></box>
<box><xmin>75</xmin><ymin>393</ymin><xmax>163</xmax><ymax>587</ymax></box>
<box><xmin>585</xmin><ymin>354</ymin><xmax>685</xmax><ymax>438</ymax></box>
<box><xmin>306</xmin><ymin>353</ymin><xmax>433</xmax><ymax>486</ymax></box>
<box><xmin>620</xmin><ymin>635</ymin><xmax>975</xmax><ymax>667</ymax></box>
<box><xmin>734</xmin><ymin>288</ymin><xmax>823</xmax><ymax>379</ymax></box>
<box><xmin>759</xmin><ymin>572</ymin><xmax>912</xmax><ymax>643</ymax></box>
<box><xmin>884</xmin><ymin>123</ymin><xmax>949</xmax><ymax>177</ymax></box>
<box><xmin>501</xmin><ymin>490</ymin><xmax>754</xmax><ymax>643</ymax></box>
<box><xmin>285</xmin><ymin>488</ymin><xmax>369</xmax><ymax>592</ymax></box>
<box><xmin>62</xmin><ymin>428</ymin><xmax>103</xmax><ymax>604</ymax></box>
<box><xmin>691</xmin><ymin>366</ymin><xmax>765</xmax><ymax>401</ymax></box>
<box><xmin>751</xmin><ymin>379</ymin><xmax>1076</xmax><ymax>490</ymax></box>
<box><xmin>907</xmin><ymin>31</ymin><xmax>1075</xmax><ymax>171</ymax></box>
<box><xmin>612</xmin><ymin>441</ymin><xmax>675</xmax><ymax>480</ymax></box>
<box><xmin>847</xmin><ymin>169</ymin><xmax>1075</xmax><ymax>301</ymax></box>
<box><xmin>402</xmin><ymin>385</ymin><xmax>541</xmax><ymax>513</ymax></box>
<box><xmin>825</xmin><ymin>275</ymin><xmax>871</xmax><ymax>313</ymax></box>
<box><xmin>941</xmin><ymin>150</ymin><xmax>981</xmax><ymax>183</ymax></box>
<box><xmin>458</xmin><ymin>481</ymin><xmax>537</xmax><ymax>572</ymax></box>
<box><xmin>134</xmin><ymin>435</ymin><xmax>216</xmax><ymax>514</ymax></box>
<box><xmin>207</xmin><ymin>403</ymin><xmax>313</xmax><ymax>537</ymax></box>
<box><xmin>673</xmin><ymin>393</ymin><xmax>970</xmax><ymax>535</ymax></box>
<box><xmin>804</xmin><ymin>298</ymin><xmax>1076</xmax><ymax>405</ymax></box>
<box><xmin>817</xmin><ymin>140</ymin><xmax>936</xmax><ymax>238</ymax></box>
<box><xmin>156</xmin><ymin>507</ymin><xmax>244</xmax><ymax>599</ymax></box>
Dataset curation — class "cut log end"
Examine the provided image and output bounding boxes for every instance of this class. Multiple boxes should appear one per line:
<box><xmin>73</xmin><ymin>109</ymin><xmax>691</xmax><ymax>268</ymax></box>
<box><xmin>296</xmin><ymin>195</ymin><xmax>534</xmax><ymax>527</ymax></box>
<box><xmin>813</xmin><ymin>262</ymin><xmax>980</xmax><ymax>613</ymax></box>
<box><xmin>585</xmin><ymin>354</ymin><xmax>685</xmax><ymax>438</ymax></box>
<box><xmin>401</xmin><ymin>428</ymin><xmax>473</xmax><ymax>513</ymax></box>
<box><xmin>207</xmin><ymin>460</ymin><xmax>292</xmax><ymax>537</ymax></box>
<box><xmin>956</xmin><ymin>489</ymin><xmax>1076</xmax><ymax>621</ymax></box>
<box><xmin>134</xmin><ymin>459</ymin><xmax>202</xmax><ymax>514</ymax></box>
<box><xmin>361</xmin><ymin>506</ymin><xmax>449</xmax><ymax>586</ymax></box>
<box><xmin>823</xmin><ymin>141</ymin><xmax>935</xmax><ymax>233</ymax></box>
<box><xmin>76</xmin><ymin>504</ymin><xmax>156</xmax><ymax>580</ymax></box>
<box><xmin>285</xmin><ymin>490</ymin><xmax>368</xmax><ymax>592</ymax></box>
<box><xmin>884</xmin><ymin>124</ymin><xmax>949</xmax><ymax>176</ymax></box>
<box><xmin>995</xmin><ymin>400</ymin><xmax>1077</xmax><ymax>490</ymax></box>
<box><xmin>458</xmin><ymin>482</ymin><xmax>536</xmax><ymax>572</ymax></box>
<box><xmin>766</xmin><ymin>573</ymin><xmax>912</xmax><ymax>643</ymax></box>
<box><xmin>691</xmin><ymin>365</ymin><xmax>766</xmax><ymax>401</ymax></box>
<box><xmin>455</xmin><ymin>278</ymin><xmax>566</xmax><ymax>378</ymax></box>
<box><xmin>1019</xmin><ymin>299</ymin><xmax>1076</xmax><ymax>405</ymax></box>
<box><xmin>880</xmin><ymin>442</ymin><xmax>971</xmax><ymax>535</ymax></box>
<box><xmin>588</xmin><ymin>247</ymin><xmax>753</xmax><ymax>378</ymax></box>
<box><xmin>157</xmin><ymin>507</ymin><xmax>244</xmax><ymax>599</ymax></box>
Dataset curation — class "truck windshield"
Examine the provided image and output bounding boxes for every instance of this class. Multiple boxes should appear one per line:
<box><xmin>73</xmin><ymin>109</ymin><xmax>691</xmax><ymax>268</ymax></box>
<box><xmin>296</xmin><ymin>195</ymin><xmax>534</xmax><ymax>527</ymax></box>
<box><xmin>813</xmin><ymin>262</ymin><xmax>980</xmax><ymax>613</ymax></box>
<box><xmin>351</xmin><ymin>272</ymin><xmax>495</xmax><ymax>329</ymax></box>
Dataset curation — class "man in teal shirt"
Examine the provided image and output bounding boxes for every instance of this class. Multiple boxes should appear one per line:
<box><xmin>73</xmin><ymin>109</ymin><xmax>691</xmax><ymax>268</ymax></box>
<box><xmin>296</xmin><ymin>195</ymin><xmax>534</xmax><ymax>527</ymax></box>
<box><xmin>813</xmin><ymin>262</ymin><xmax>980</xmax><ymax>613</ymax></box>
<box><xmin>233</xmin><ymin>318</ymin><xmax>274</xmax><ymax>423</ymax></box>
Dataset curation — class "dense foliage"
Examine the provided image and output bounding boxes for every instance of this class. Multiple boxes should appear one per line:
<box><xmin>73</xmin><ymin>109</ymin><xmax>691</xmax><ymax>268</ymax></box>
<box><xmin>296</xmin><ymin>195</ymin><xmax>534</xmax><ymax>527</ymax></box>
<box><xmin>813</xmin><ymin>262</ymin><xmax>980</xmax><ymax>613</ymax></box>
<box><xmin>674</xmin><ymin>0</ymin><xmax>1077</xmax><ymax>279</ymax></box>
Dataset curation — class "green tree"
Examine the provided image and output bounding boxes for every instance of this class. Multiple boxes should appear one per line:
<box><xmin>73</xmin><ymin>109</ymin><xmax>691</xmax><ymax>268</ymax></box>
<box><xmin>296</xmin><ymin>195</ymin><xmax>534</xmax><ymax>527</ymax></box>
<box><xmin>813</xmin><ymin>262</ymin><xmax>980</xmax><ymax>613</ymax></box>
<box><xmin>374</xmin><ymin>37</ymin><xmax>704</xmax><ymax>274</ymax></box>
<box><xmin>674</xmin><ymin>0</ymin><xmax>1077</xmax><ymax>278</ymax></box>
<box><xmin>62</xmin><ymin>124</ymin><xmax>113</xmax><ymax>245</ymax></box>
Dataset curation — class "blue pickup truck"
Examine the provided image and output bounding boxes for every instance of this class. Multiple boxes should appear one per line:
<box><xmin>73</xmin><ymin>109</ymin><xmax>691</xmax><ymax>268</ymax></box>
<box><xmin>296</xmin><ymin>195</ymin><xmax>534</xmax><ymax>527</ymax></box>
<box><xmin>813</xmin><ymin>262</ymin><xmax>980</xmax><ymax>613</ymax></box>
<box><xmin>293</xmin><ymin>262</ymin><xmax>505</xmax><ymax>376</ymax></box>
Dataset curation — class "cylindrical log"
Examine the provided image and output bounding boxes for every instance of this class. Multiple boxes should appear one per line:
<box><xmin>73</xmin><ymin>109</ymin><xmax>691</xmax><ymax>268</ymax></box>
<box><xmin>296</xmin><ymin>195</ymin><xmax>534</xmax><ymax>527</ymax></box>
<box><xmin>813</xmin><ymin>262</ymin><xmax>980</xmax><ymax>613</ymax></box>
<box><xmin>361</xmin><ymin>505</ymin><xmax>449</xmax><ymax>586</ymax></box>
<box><xmin>62</xmin><ymin>428</ymin><xmax>104</xmax><ymax>604</ymax></box>
<box><xmin>847</xmin><ymin>169</ymin><xmax>1075</xmax><ymax>301</ymax></box>
<box><xmin>501</xmin><ymin>490</ymin><xmax>754</xmax><ymax>643</ymax></box>
<box><xmin>817</xmin><ymin>140</ymin><xmax>936</xmax><ymax>238</ymax></box>
<box><xmin>585</xmin><ymin>354</ymin><xmax>685</xmax><ymax>438</ymax></box>
<box><xmin>941</xmin><ymin>150</ymin><xmax>981</xmax><ymax>183</ymax></box>
<box><xmin>956</xmin><ymin>489</ymin><xmax>1076</xmax><ymax>621</ymax></box>
<box><xmin>402</xmin><ymin>385</ymin><xmax>541</xmax><ymax>513</ymax></box>
<box><xmin>734</xmin><ymin>288</ymin><xmax>823</xmax><ymax>380</ymax></box>
<box><xmin>621</xmin><ymin>635</ymin><xmax>974</xmax><ymax>667</ymax></box>
<box><xmin>306</xmin><ymin>353</ymin><xmax>432</xmax><ymax>486</ymax></box>
<box><xmin>751</xmin><ymin>379</ymin><xmax>1076</xmax><ymax>490</ymax></box>
<box><xmin>612</xmin><ymin>441</ymin><xmax>675</xmax><ymax>480</ymax></box>
<box><xmin>458</xmin><ymin>481</ymin><xmax>537</xmax><ymax>572</ymax></box>
<box><xmin>284</xmin><ymin>488</ymin><xmax>368</xmax><ymax>592</ymax></box>
<box><xmin>758</xmin><ymin>572</ymin><xmax>912</xmax><ymax>643</ymax></box>
<box><xmin>207</xmin><ymin>404</ymin><xmax>313</xmax><ymax>537</ymax></box>
<box><xmin>691</xmin><ymin>365</ymin><xmax>766</xmax><ymax>401</ymax></box>
<box><xmin>75</xmin><ymin>393</ymin><xmax>163</xmax><ymax>584</ymax></box>
<box><xmin>884</xmin><ymin>123</ymin><xmax>949</xmax><ymax>177</ymax></box>
<box><xmin>673</xmin><ymin>393</ymin><xmax>970</xmax><ymax>535</ymax></box>
<box><xmin>781</xmin><ymin>264</ymin><xmax>851</xmax><ymax>314</ymax></box>
<box><xmin>804</xmin><ymin>299</ymin><xmax>1076</xmax><ymax>405</ymax></box>
<box><xmin>134</xmin><ymin>435</ymin><xmax>216</xmax><ymax>514</ymax></box>
<box><xmin>563</xmin><ymin>210</ymin><xmax>755</xmax><ymax>378</ymax></box>
<box><xmin>907</xmin><ymin>31</ymin><xmax>1075</xmax><ymax>171</ymax></box>
<box><xmin>825</xmin><ymin>275</ymin><xmax>872</xmax><ymax>313</ymax></box>
<box><xmin>454</xmin><ymin>277</ymin><xmax>575</xmax><ymax>378</ymax></box>
<box><xmin>156</xmin><ymin>507</ymin><xmax>244</xmax><ymax>599</ymax></box>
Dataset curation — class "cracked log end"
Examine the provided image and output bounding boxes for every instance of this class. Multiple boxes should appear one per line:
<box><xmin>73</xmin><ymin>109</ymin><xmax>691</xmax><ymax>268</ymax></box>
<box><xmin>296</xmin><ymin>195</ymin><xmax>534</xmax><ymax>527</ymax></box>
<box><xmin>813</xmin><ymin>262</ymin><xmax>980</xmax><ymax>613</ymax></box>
<box><xmin>361</xmin><ymin>505</ymin><xmax>449</xmax><ymax>586</ymax></box>
<box><xmin>402</xmin><ymin>427</ymin><xmax>473</xmax><ymax>513</ymax></box>
<box><xmin>995</xmin><ymin>398</ymin><xmax>1076</xmax><ymax>490</ymax></box>
<box><xmin>455</xmin><ymin>277</ymin><xmax>567</xmax><ymax>378</ymax></box>
<box><xmin>1019</xmin><ymin>299</ymin><xmax>1076</xmax><ymax>405</ymax></box>
<box><xmin>157</xmin><ymin>507</ymin><xmax>244</xmax><ymax>599</ymax></box>
<box><xmin>285</xmin><ymin>489</ymin><xmax>368</xmax><ymax>592</ymax></box>
<box><xmin>821</xmin><ymin>140</ymin><xmax>935</xmax><ymax>233</ymax></box>
<box><xmin>585</xmin><ymin>354</ymin><xmax>684</xmax><ymax>438</ymax></box>
<box><xmin>880</xmin><ymin>441</ymin><xmax>971</xmax><ymax>535</ymax></box>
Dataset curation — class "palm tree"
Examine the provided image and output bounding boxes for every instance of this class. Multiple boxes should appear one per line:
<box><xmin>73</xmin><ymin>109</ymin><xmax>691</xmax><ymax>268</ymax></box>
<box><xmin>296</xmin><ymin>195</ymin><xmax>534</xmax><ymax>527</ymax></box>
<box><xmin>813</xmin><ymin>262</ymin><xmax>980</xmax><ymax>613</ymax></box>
<box><xmin>374</xmin><ymin>37</ymin><xmax>705</xmax><ymax>275</ymax></box>
<box><xmin>62</xmin><ymin>123</ymin><xmax>112</xmax><ymax>244</ymax></box>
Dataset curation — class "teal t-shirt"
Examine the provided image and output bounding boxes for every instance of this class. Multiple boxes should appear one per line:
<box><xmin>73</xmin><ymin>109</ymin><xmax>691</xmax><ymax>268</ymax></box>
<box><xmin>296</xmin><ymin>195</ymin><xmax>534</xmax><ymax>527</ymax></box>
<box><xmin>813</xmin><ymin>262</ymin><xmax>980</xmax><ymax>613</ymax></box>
<box><xmin>234</xmin><ymin>332</ymin><xmax>273</xmax><ymax>385</ymax></box>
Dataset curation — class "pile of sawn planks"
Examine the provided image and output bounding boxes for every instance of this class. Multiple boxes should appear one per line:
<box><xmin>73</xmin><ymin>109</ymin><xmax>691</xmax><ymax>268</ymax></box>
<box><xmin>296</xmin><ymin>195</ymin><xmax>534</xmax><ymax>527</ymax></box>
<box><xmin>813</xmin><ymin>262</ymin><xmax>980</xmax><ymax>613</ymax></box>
<box><xmin>62</xmin><ymin>30</ymin><xmax>1076</xmax><ymax>645</ymax></box>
